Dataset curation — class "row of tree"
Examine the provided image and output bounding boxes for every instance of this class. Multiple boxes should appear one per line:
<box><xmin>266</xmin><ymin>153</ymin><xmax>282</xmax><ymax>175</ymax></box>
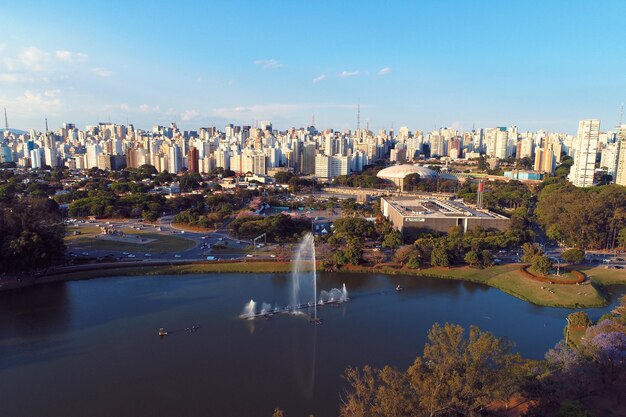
<box><xmin>536</xmin><ymin>183</ymin><xmax>626</xmax><ymax>249</ymax></box>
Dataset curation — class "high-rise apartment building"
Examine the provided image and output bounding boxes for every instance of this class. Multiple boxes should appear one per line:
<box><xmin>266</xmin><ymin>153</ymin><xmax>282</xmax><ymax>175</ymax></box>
<box><xmin>568</xmin><ymin>119</ymin><xmax>600</xmax><ymax>187</ymax></box>
<box><xmin>614</xmin><ymin>125</ymin><xmax>626</xmax><ymax>186</ymax></box>
<box><xmin>188</xmin><ymin>146</ymin><xmax>199</xmax><ymax>173</ymax></box>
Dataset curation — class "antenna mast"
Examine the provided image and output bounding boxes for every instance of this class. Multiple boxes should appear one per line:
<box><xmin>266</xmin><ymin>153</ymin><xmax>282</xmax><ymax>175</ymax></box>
<box><xmin>45</xmin><ymin>116</ymin><xmax>49</xmax><ymax>133</ymax></box>
<box><xmin>3</xmin><ymin>108</ymin><xmax>8</xmax><ymax>132</ymax></box>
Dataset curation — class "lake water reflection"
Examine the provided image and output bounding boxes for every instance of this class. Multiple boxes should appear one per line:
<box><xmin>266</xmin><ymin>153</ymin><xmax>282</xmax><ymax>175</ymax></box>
<box><xmin>0</xmin><ymin>272</ymin><xmax>623</xmax><ymax>417</ymax></box>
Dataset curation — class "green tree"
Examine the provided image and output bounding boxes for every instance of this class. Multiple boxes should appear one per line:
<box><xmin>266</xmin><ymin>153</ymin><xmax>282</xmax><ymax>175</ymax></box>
<box><xmin>382</xmin><ymin>229</ymin><xmax>403</xmax><ymax>249</ymax></box>
<box><xmin>273</xmin><ymin>171</ymin><xmax>294</xmax><ymax>184</ymax></box>
<box><xmin>430</xmin><ymin>242</ymin><xmax>451</xmax><ymax>267</ymax></box>
<box><xmin>567</xmin><ymin>311</ymin><xmax>591</xmax><ymax>328</ymax></box>
<box><xmin>464</xmin><ymin>250</ymin><xmax>480</xmax><ymax>267</ymax></box>
<box><xmin>521</xmin><ymin>242</ymin><xmax>544</xmax><ymax>263</ymax></box>
<box><xmin>340</xmin><ymin>323</ymin><xmax>523</xmax><ymax>417</ymax></box>
<box><xmin>531</xmin><ymin>255</ymin><xmax>553</xmax><ymax>275</ymax></box>
<box><xmin>561</xmin><ymin>248</ymin><xmax>585</xmax><ymax>264</ymax></box>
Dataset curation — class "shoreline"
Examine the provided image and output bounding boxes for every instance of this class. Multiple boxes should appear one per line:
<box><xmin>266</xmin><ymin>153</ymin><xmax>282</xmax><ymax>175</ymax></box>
<box><xmin>1</xmin><ymin>260</ymin><xmax>623</xmax><ymax>309</ymax></box>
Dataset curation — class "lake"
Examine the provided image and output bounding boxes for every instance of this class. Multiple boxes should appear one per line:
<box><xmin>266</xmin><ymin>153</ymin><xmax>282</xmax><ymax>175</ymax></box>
<box><xmin>0</xmin><ymin>272</ymin><xmax>623</xmax><ymax>417</ymax></box>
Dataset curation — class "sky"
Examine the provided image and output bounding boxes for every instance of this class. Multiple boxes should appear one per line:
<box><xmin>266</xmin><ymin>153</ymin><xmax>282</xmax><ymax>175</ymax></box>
<box><xmin>1</xmin><ymin>0</ymin><xmax>625</xmax><ymax>134</ymax></box>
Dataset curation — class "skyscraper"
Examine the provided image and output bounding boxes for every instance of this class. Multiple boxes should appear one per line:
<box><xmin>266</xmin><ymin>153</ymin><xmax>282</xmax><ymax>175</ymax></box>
<box><xmin>188</xmin><ymin>146</ymin><xmax>199</xmax><ymax>173</ymax></box>
<box><xmin>568</xmin><ymin>119</ymin><xmax>600</xmax><ymax>187</ymax></box>
<box><xmin>614</xmin><ymin>125</ymin><xmax>626</xmax><ymax>186</ymax></box>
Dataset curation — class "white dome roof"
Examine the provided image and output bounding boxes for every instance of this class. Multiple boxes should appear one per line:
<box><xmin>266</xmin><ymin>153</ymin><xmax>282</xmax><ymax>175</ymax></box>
<box><xmin>376</xmin><ymin>164</ymin><xmax>439</xmax><ymax>180</ymax></box>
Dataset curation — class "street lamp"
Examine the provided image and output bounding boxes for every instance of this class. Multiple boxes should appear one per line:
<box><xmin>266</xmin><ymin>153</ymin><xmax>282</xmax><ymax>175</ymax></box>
<box><xmin>551</xmin><ymin>257</ymin><xmax>561</xmax><ymax>276</ymax></box>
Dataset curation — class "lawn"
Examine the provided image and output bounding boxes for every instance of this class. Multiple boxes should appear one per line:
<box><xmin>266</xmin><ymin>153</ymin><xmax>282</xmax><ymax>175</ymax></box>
<box><xmin>580</xmin><ymin>266</ymin><xmax>626</xmax><ymax>285</ymax></box>
<box><xmin>52</xmin><ymin>261</ymin><xmax>294</xmax><ymax>282</ymax></box>
<box><xmin>66</xmin><ymin>229</ymin><xmax>196</xmax><ymax>253</ymax></box>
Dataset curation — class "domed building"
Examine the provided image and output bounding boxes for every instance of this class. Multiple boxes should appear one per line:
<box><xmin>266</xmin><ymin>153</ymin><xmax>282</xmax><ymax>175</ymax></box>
<box><xmin>376</xmin><ymin>164</ymin><xmax>456</xmax><ymax>191</ymax></box>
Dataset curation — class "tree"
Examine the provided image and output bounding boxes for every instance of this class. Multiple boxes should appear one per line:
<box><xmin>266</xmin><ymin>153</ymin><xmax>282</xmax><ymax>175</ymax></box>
<box><xmin>567</xmin><ymin>311</ymin><xmax>591</xmax><ymax>328</ymax></box>
<box><xmin>531</xmin><ymin>255</ymin><xmax>553</xmax><ymax>275</ymax></box>
<box><xmin>556</xmin><ymin>400</ymin><xmax>594</xmax><ymax>417</ymax></box>
<box><xmin>464</xmin><ymin>250</ymin><xmax>480</xmax><ymax>267</ymax></box>
<box><xmin>382</xmin><ymin>230</ymin><xmax>403</xmax><ymax>249</ymax></box>
<box><xmin>340</xmin><ymin>323</ymin><xmax>523</xmax><ymax>417</ymax></box>
<box><xmin>430</xmin><ymin>242</ymin><xmax>450</xmax><ymax>267</ymax></box>
<box><xmin>521</xmin><ymin>242</ymin><xmax>544</xmax><ymax>263</ymax></box>
<box><xmin>273</xmin><ymin>171</ymin><xmax>294</xmax><ymax>184</ymax></box>
<box><xmin>561</xmin><ymin>248</ymin><xmax>586</xmax><ymax>264</ymax></box>
<box><xmin>179</xmin><ymin>172</ymin><xmax>202</xmax><ymax>191</ymax></box>
<box><xmin>271</xmin><ymin>408</ymin><xmax>284</xmax><ymax>417</ymax></box>
<box><xmin>403</xmin><ymin>173</ymin><xmax>421</xmax><ymax>191</ymax></box>
<box><xmin>394</xmin><ymin>245</ymin><xmax>417</xmax><ymax>265</ymax></box>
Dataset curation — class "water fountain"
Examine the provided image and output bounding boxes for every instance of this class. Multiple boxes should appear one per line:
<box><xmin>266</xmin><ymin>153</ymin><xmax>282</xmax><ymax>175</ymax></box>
<box><xmin>239</xmin><ymin>233</ymin><xmax>349</xmax><ymax>321</ymax></box>
<box><xmin>239</xmin><ymin>299</ymin><xmax>256</xmax><ymax>319</ymax></box>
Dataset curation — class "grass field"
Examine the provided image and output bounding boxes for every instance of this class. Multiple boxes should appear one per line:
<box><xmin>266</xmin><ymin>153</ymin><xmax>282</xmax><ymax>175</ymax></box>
<box><xmin>66</xmin><ymin>227</ymin><xmax>196</xmax><ymax>253</ymax></box>
<box><xmin>54</xmin><ymin>261</ymin><xmax>294</xmax><ymax>282</ymax></box>
<box><xmin>580</xmin><ymin>266</ymin><xmax>626</xmax><ymax>285</ymax></box>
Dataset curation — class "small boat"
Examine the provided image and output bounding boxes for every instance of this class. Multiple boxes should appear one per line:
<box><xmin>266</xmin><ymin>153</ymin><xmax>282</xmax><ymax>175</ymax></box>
<box><xmin>158</xmin><ymin>327</ymin><xmax>168</xmax><ymax>337</ymax></box>
<box><xmin>395</xmin><ymin>285</ymin><xmax>403</xmax><ymax>292</ymax></box>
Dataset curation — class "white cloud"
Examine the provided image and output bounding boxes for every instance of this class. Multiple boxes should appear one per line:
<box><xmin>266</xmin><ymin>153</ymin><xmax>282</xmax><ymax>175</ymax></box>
<box><xmin>4</xmin><ymin>46</ymin><xmax>51</xmax><ymax>72</ymax></box>
<box><xmin>213</xmin><ymin>103</ymin><xmax>363</xmax><ymax>121</ymax></box>
<box><xmin>43</xmin><ymin>89</ymin><xmax>61</xmax><ymax>98</ymax></box>
<box><xmin>312</xmin><ymin>74</ymin><xmax>327</xmax><ymax>83</ymax></box>
<box><xmin>254</xmin><ymin>59</ymin><xmax>284</xmax><ymax>69</ymax></box>
<box><xmin>16</xmin><ymin>89</ymin><xmax>62</xmax><ymax>108</ymax></box>
<box><xmin>228</xmin><ymin>79</ymin><xmax>235</xmax><ymax>86</ymax></box>
<box><xmin>378</xmin><ymin>67</ymin><xmax>392</xmax><ymax>76</ymax></box>
<box><xmin>55</xmin><ymin>50</ymin><xmax>88</xmax><ymax>63</ymax></box>
<box><xmin>339</xmin><ymin>70</ymin><xmax>360</xmax><ymax>78</ymax></box>
<box><xmin>181</xmin><ymin>109</ymin><xmax>199</xmax><ymax>121</ymax></box>
<box><xmin>139</xmin><ymin>104</ymin><xmax>160</xmax><ymax>113</ymax></box>
<box><xmin>91</xmin><ymin>67</ymin><xmax>113</xmax><ymax>77</ymax></box>
<box><xmin>0</xmin><ymin>73</ymin><xmax>34</xmax><ymax>84</ymax></box>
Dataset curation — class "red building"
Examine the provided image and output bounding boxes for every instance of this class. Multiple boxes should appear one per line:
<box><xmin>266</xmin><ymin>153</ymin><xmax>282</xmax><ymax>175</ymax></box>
<box><xmin>188</xmin><ymin>146</ymin><xmax>199</xmax><ymax>173</ymax></box>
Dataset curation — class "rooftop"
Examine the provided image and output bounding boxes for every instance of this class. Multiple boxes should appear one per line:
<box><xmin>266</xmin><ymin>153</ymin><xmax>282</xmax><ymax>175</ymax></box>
<box><xmin>383</xmin><ymin>196</ymin><xmax>508</xmax><ymax>220</ymax></box>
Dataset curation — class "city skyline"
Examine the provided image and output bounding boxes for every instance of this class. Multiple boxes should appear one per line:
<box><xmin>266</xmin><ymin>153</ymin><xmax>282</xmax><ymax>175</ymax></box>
<box><xmin>2</xmin><ymin>1</ymin><xmax>626</xmax><ymax>133</ymax></box>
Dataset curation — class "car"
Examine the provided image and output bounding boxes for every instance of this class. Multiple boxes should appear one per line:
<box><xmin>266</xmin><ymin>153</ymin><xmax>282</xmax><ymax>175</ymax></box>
<box><xmin>82</xmin><ymin>252</ymin><xmax>89</xmax><ymax>256</ymax></box>
<box><xmin>127</xmin><ymin>254</ymin><xmax>136</xmax><ymax>258</ymax></box>
<box><xmin>123</xmin><ymin>252</ymin><xmax>129</xmax><ymax>255</ymax></box>
<box><xmin>201</xmin><ymin>236</ymin><xmax>208</xmax><ymax>240</ymax></box>
<box><xmin>246</xmin><ymin>254</ymin><xmax>254</xmax><ymax>258</ymax></box>
<box><xmin>270</xmin><ymin>254</ymin><xmax>276</xmax><ymax>258</ymax></box>
<box><xmin>218</xmin><ymin>237</ymin><xmax>224</xmax><ymax>241</ymax></box>
<box><xmin>174</xmin><ymin>254</ymin><xmax>182</xmax><ymax>258</ymax></box>
<box><xmin>236</xmin><ymin>240</ymin><xmax>241</xmax><ymax>244</ymax></box>
<box><xmin>206</xmin><ymin>256</ymin><xmax>217</xmax><ymax>261</ymax></box>
<box><xmin>180</xmin><ymin>230</ymin><xmax>185</xmax><ymax>234</ymax></box>
<box><xmin>144</xmin><ymin>253</ymin><xmax>152</xmax><ymax>257</ymax></box>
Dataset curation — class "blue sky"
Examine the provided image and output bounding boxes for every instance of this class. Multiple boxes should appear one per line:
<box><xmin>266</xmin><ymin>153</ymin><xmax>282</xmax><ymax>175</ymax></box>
<box><xmin>1</xmin><ymin>0</ymin><xmax>625</xmax><ymax>133</ymax></box>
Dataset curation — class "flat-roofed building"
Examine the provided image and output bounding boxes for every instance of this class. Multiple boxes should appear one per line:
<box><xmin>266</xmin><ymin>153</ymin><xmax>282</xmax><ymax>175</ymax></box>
<box><xmin>381</xmin><ymin>196</ymin><xmax>509</xmax><ymax>240</ymax></box>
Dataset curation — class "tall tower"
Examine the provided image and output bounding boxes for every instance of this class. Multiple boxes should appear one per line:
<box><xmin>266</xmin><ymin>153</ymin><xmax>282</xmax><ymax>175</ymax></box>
<box><xmin>3</xmin><ymin>108</ymin><xmax>8</xmax><ymax>138</ymax></box>
<box><xmin>568</xmin><ymin>119</ymin><xmax>600</xmax><ymax>187</ymax></box>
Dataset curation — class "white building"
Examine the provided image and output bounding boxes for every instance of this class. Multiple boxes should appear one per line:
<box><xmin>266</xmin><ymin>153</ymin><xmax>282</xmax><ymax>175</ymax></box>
<box><xmin>568</xmin><ymin>119</ymin><xmax>600</xmax><ymax>187</ymax></box>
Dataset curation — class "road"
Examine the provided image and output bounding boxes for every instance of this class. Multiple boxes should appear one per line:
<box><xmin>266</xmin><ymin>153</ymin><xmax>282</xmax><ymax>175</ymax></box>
<box><xmin>66</xmin><ymin>217</ymin><xmax>263</xmax><ymax>263</ymax></box>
